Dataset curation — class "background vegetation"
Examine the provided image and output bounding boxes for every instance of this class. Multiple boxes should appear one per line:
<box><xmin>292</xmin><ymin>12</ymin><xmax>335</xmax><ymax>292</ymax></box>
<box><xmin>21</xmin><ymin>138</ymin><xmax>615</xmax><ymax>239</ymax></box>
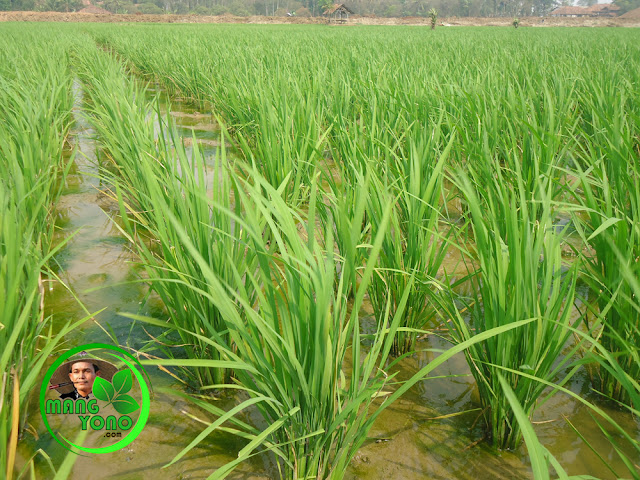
<box><xmin>2</xmin><ymin>0</ymin><xmax>639</xmax><ymax>20</ymax></box>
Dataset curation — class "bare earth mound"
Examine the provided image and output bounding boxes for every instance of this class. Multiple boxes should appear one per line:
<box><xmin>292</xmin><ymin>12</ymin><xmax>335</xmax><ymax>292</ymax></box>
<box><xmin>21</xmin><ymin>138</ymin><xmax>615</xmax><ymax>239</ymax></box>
<box><xmin>620</xmin><ymin>6</ymin><xmax>640</xmax><ymax>20</ymax></box>
<box><xmin>0</xmin><ymin>10</ymin><xmax>639</xmax><ymax>26</ymax></box>
<box><xmin>78</xmin><ymin>6</ymin><xmax>110</xmax><ymax>14</ymax></box>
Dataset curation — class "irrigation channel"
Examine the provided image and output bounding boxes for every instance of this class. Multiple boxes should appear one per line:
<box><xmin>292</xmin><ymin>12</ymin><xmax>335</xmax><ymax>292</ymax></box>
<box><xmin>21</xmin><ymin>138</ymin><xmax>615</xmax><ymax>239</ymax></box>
<box><xmin>14</xmin><ymin>62</ymin><xmax>639</xmax><ymax>479</ymax></box>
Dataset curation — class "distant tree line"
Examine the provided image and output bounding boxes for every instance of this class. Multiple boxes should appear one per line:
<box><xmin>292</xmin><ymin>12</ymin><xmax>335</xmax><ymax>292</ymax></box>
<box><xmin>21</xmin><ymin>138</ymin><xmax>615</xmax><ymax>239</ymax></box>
<box><xmin>614</xmin><ymin>0</ymin><xmax>639</xmax><ymax>13</ymax></box>
<box><xmin>1</xmin><ymin>0</ymin><xmax>637</xmax><ymax>18</ymax></box>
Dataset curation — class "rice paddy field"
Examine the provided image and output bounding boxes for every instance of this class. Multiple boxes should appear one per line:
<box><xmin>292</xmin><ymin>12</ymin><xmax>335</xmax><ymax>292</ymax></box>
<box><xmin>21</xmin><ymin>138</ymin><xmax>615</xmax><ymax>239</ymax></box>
<box><xmin>1</xmin><ymin>21</ymin><xmax>640</xmax><ymax>480</ymax></box>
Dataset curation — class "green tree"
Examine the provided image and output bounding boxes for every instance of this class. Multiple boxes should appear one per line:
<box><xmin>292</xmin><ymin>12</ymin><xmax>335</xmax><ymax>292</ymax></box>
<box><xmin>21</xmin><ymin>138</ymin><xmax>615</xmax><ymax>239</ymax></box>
<box><xmin>36</xmin><ymin>0</ymin><xmax>81</xmax><ymax>11</ymax></box>
<box><xmin>318</xmin><ymin>0</ymin><xmax>332</xmax><ymax>14</ymax></box>
<box><xmin>614</xmin><ymin>0</ymin><xmax>640</xmax><ymax>13</ymax></box>
<box><xmin>103</xmin><ymin>0</ymin><xmax>124</xmax><ymax>11</ymax></box>
<box><xmin>137</xmin><ymin>1</ymin><xmax>163</xmax><ymax>12</ymax></box>
<box><xmin>428</xmin><ymin>7</ymin><xmax>437</xmax><ymax>27</ymax></box>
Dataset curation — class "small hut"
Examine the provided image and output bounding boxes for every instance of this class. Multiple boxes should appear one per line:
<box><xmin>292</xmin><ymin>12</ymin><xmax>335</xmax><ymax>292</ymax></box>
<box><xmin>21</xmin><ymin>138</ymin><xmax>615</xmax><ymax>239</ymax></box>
<box><xmin>550</xmin><ymin>6</ymin><xmax>592</xmax><ymax>17</ymax></box>
<box><xmin>323</xmin><ymin>4</ymin><xmax>354</xmax><ymax>23</ymax></box>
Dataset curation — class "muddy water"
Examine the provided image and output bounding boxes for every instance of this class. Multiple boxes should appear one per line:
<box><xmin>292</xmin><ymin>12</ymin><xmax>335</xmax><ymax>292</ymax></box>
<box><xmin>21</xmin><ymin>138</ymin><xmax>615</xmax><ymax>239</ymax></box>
<box><xmin>144</xmin><ymin>82</ymin><xmax>236</xmax><ymax>197</ymax></box>
<box><xmin>18</xmin><ymin>82</ymin><xmax>640</xmax><ymax>480</ymax></box>
<box><xmin>350</xmin><ymin>295</ymin><xmax>640</xmax><ymax>480</ymax></box>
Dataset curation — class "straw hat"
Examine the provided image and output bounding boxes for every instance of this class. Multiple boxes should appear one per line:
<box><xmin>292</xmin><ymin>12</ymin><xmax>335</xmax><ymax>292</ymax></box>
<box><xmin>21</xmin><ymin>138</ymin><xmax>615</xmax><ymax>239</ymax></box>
<box><xmin>49</xmin><ymin>356</ymin><xmax>119</xmax><ymax>395</ymax></box>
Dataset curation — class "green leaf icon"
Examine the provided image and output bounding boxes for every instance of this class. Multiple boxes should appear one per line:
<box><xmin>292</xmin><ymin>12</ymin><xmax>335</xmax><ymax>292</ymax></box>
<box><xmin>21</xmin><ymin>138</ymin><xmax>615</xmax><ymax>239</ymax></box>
<box><xmin>93</xmin><ymin>376</ymin><xmax>115</xmax><ymax>402</ymax></box>
<box><xmin>112</xmin><ymin>394</ymin><xmax>140</xmax><ymax>415</ymax></box>
<box><xmin>112</xmin><ymin>369</ymin><xmax>133</xmax><ymax>395</ymax></box>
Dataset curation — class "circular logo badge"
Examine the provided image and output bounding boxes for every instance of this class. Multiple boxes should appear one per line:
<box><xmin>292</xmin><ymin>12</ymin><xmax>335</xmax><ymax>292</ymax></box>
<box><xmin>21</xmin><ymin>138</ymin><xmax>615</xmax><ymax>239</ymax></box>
<box><xmin>40</xmin><ymin>343</ymin><xmax>151</xmax><ymax>455</ymax></box>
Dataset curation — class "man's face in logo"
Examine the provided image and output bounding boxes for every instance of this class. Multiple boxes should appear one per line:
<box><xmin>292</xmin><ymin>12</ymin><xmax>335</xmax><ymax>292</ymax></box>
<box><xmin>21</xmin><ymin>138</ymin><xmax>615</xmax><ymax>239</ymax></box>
<box><xmin>69</xmin><ymin>361</ymin><xmax>98</xmax><ymax>397</ymax></box>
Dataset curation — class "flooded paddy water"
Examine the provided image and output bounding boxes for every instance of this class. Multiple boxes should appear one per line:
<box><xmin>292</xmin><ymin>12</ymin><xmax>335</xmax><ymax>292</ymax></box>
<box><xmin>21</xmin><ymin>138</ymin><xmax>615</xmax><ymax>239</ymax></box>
<box><xmin>17</xmin><ymin>75</ymin><xmax>640</xmax><ymax>480</ymax></box>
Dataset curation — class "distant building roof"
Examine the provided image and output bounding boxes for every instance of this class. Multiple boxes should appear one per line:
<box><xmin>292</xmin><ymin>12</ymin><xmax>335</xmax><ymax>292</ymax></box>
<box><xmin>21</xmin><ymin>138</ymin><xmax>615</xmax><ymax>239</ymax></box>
<box><xmin>588</xmin><ymin>3</ymin><xmax>620</xmax><ymax>12</ymax></box>
<box><xmin>323</xmin><ymin>4</ymin><xmax>354</xmax><ymax>15</ymax></box>
<box><xmin>550</xmin><ymin>6</ymin><xmax>591</xmax><ymax>16</ymax></box>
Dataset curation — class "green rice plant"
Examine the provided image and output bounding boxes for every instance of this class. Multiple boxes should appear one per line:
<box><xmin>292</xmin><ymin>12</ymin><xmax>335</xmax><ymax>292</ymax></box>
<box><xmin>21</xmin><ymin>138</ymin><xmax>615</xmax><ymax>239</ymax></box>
<box><xmin>326</xmin><ymin>97</ymin><xmax>413</xmax><ymax>188</ymax></box>
<box><xmin>494</xmin><ymin>334</ymin><xmax>640</xmax><ymax>479</ymax></box>
<box><xmin>0</xmin><ymin>181</ymin><xmax>59</xmax><ymax>480</ymax></box>
<box><xmin>429</xmin><ymin>8</ymin><xmax>438</xmax><ymax>29</ymax></box>
<box><xmin>327</xmin><ymin>102</ymin><xmax>456</xmax><ymax>358</ymax></box>
<box><xmin>469</xmin><ymin>243</ymin><xmax>639</xmax><ymax>475</ymax></box>
<box><xmin>0</xmin><ymin>28</ymin><xmax>88</xmax><ymax>479</ymax></box>
<box><xmin>133</xmin><ymin>164</ymin><xmax>538</xmax><ymax>479</ymax></box>
<box><xmin>449</xmin><ymin>73</ymin><xmax>578</xmax><ymax>214</ymax></box>
<box><xmin>441</xmin><ymin>155</ymin><xmax>580</xmax><ymax>451</ymax></box>
<box><xmin>112</xmin><ymin>130</ymin><xmax>259</xmax><ymax>388</ymax></box>
<box><xmin>226</xmin><ymin>81</ymin><xmax>329</xmax><ymax>208</ymax></box>
<box><xmin>94</xmin><ymin>27</ymin><xmax>331</xmax><ymax>208</ymax></box>
<box><xmin>366</xmin><ymin>132</ymin><xmax>453</xmax><ymax>356</ymax></box>
<box><xmin>495</xmin><ymin>372</ymin><xmax>608</xmax><ymax>480</ymax></box>
<box><xmin>76</xmin><ymin>46</ymin><xmax>261</xmax><ymax>388</ymax></box>
<box><xmin>605</xmin><ymin>237</ymin><xmax>640</xmax><ymax>410</ymax></box>
<box><xmin>566</xmin><ymin>359</ymin><xmax>640</xmax><ymax>478</ymax></box>
<box><xmin>321</xmin><ymin>167</ymin><xmax>369</xmax><ymax>299</ymax></box>
<box><xmin>133</xmin><ymin>168</ymin><xmax>403</xmax><ymax>479</ymax></box>
<box><xmin>564</xmin><ymin>107</ymin><xmax>640</xmax><ymax>406</ymax></box>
